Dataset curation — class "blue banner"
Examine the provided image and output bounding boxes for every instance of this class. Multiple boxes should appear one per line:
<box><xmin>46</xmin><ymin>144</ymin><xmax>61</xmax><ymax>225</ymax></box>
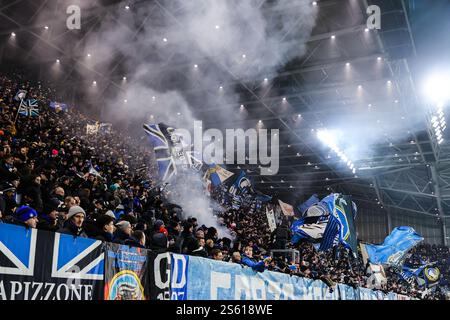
<box><xmin>184</xmin><ymin>255</ymin><xmax>342</xmax><ymax>300</ymax></box>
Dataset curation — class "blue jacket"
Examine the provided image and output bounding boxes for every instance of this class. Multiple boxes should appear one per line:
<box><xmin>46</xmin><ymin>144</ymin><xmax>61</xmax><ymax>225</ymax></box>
<box><xmin>241</xmin><ymin>255</ymin><xmax>265</xmax><ymax>272</ymax></box>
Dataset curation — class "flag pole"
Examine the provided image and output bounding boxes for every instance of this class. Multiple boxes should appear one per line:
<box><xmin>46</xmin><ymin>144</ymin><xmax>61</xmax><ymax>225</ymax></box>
<box><xmin>13</xmin><ymin>99</ymin><xmax>22</xmax><ymax>124</ymax></box>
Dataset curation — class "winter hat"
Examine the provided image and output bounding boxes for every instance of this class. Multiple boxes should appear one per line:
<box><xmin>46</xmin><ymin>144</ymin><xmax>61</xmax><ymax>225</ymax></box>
<box><xmin>51</xmin><ymin>149</ymin><xmax>59</xmax><ymax>156</ymax></box>
<box><xmin>44</xmin><ymin>198</ymin><xmax>61</xmax><ymax>214</ymax></box>
<box><xmin>154</xmin><ymin>219</ymin><xmax>164</xmax><ymax>230</ymax></box>
<box><xmin>15</xmin><ymin>206</ymin><xmax>38</xmax><ymax>222</ymax></box>
<box><xmin>67</xmin><ymin>206</ymin><xmax>86</xmax><ymax>220</ymax></box>
<box><xmin>152</xmin><ymin>233</ymin><xmax>168</xmax><ymax>249</ymax></box>
<box><xmin>105</xmin><ymin>210</ymin><xmax>116</xmax><ymax>219</ymax></box>
<box><xmin>115</xmin><ymin>220</ymin><xmax>131</xmax><ymax>231</ymax></box>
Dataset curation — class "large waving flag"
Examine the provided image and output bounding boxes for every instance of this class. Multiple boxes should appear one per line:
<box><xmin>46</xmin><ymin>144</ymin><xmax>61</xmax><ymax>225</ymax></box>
<box><xmin>361</xmin><ymin>226</ymin><xmax>424</xmax><ymax>267</ymax></box>
<box><xmin>143</xmin><ymin>123</ymin><xmax>177</xmax><ymax>182</ymax></box>
<box><xmin>18</xmin><ymin>99</ymin><xmax>39</xmax><ymax>117</ymax></box>
<box><xmin>319</xmin><ymin>194</ymin><xmax>357</xmax><ymax>253</ymax></box>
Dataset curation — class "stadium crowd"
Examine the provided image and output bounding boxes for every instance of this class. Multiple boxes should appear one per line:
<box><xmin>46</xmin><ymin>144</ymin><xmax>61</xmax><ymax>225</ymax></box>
<box><xmin>1</xmin><ymin>71</ymin><xmax>449</xmax><ymax>300</ymax></box>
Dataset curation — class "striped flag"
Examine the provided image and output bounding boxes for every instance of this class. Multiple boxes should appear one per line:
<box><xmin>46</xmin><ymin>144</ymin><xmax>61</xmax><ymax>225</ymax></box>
<box><xmin>319</xmin><ymin>215</ymin><xmax>339</xmax><ymax>251</ymax></box>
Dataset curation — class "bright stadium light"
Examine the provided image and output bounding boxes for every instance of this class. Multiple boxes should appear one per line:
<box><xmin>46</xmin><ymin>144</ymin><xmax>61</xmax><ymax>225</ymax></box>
<box><xmin>423</xmin><ymin>73</ymin><xmax>450</xmax><ymax>106</ymax></box>
<box><xmin>317</xmin><ymin>129</ymin><xmax>356</xmax><ymax>173</ymax></box>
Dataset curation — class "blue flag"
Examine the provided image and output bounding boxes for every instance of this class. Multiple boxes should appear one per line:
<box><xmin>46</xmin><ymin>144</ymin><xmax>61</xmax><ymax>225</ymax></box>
<box><xmin>319</xmin><ymin>215</ymin><xmax>339</xmax><ymax>251</ymax></box>
<box><xmin>297</xmin><ymin>194</ymin><xmax>320</xmax><ymax>215</ymax></box>
<box><xmin>400</xmin><ymin>262</ymin><xmax>441</xmax><ymax>288</ymax></box>
<box><xmin>363</xmin><ymin>226</ymin><xmax>424</xmax><ymax>267</ymax></box>
<box><xmin>49</xmin><ymin>101</ymin><xmax>69</xmax><ymax>113</ymax></box>
<box><xmin>228</xmin><ymin>171</ymin><xmax>253</xmax><ymax>196</ymax></box>
<box><xmin>317</xmin><ymin>194</ymin><xmax>357</xmax><ymax>254</ymax></box>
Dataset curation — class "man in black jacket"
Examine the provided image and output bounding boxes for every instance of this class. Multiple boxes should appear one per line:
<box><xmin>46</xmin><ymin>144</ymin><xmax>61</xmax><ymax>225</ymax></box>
<box><xmin>0</xmin><ymin>183</ymin><xmax>17</xmax><ymax>218</ymax></box>
<box><xmin>95</xmin><ymin>214</ymin><xmax>116</xmax><ymax>242</ymax></box>
<box><xmin>58</xmin><ymin>205</ymin><xmax>88</xmax><ymax>237</ymax></box>
<box><xmin>180</xmin><ymin>221</ymin><xmax>199</xmax><ymax>254</ymax></box>
<box><xmin>114</xmin><ymin>220</ymin><xmax>133</xmax><ymax>244</ymax></box>
<box><xmin>271</xmin><ymin>220</ymin><xmax>292</xmax><ymax>260</ymax></box>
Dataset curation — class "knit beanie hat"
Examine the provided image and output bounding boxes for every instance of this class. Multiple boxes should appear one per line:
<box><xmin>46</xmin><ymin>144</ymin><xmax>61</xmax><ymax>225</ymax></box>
<box><xmin>67</xmin><ymin>206</ymin><xmax>86</xmax><ymax>220</ymax></box>
<box><xmin>15</xmin><ymin>206</ymin><xmax>38</xmax><ymax>222</ymax></box>
<box><xmin>104</xmin><ymin>210</ymin><xmax>116</xmax><ymax>219</ymax></box>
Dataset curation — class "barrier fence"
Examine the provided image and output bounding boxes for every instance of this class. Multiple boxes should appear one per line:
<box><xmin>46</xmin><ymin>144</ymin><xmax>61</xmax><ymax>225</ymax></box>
<box><xmin>0</xmin><ymin>223</ymin><xmax>412</xmax><ymax>300</ymax></box>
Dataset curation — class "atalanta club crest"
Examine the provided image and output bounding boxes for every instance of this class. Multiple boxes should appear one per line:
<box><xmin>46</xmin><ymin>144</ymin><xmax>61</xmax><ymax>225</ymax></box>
<box><xmin>105</xmin><ymin>270</ymin><xmax>145</xmax><ymax>300</ymax></box>
<box><xmin>424</xmin><ymin>267</ymin><xmax>440</xmax><ymax>282</ymax></box>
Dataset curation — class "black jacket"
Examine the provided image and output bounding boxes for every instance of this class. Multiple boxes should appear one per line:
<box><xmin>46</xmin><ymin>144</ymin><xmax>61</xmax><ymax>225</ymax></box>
<box><xmin>113</xmin><ymin>229</ymin><xmax>132</xmax><ymax>244</ymax></box>
<box><xmin>180</xmin><ymin>231</ymin><xmax>199</xmax><ymax>254</ymax></box>
<box><xmin>58</xmin><ymin>220</ymin><xmax>88</xmax><ymax>238</ymax></box>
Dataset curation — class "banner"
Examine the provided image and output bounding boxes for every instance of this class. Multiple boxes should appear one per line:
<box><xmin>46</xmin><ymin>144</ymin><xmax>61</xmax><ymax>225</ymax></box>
<box><xmin>362</xmin><ymin>226</ymin><xmax>424</xmax><ymax>267</ymax></box>
<box><xmin>86</xmin><ymin>124</ymin><xmax>99</xmax><ymax>135</ymax></box>
<box><xmin>366</xmin><ymin>264</ymin><xmax>387</xmax><ymax>289</ymax></box>
<box><xmin>207</xmin><ymin>164</ymin><xmax>234</xmax><ymax>187</ymax></box>
<box><xmin>228</xmin><ymin>171</ymin><xmax>254</xmax><ymax>197</ymax></box>
<box><xmin>148</xmin><ymin>252</ymin><xmax>171</xmax><ymax>300</ymax></box>
<box><xmin>278</xmin><ymin>199</ymin><xmax>294</xmax><ymax>216</ymax></box>
<box><xmin>0</xmin><ymin>223</ymin><xmax>104</xmax><ymax>300</ymax></box>
<box><xmin>104</xmin><ymin>243</ymin><xmax>149</xmax><ymax>300</ymax></box>
<box><xmin>183</xmin><ymin>255</ymin><xmax>343</xmax><ymax>300</ymax></box>
<box><xmin>266</xmin><ymin>207</ymin><xmax>277</xmax><ymax>232</ymax></box>
<box><xmin>49</xmin><ymin>101</ymin><xmax>69</xmax><ymax>113</ymax></box>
